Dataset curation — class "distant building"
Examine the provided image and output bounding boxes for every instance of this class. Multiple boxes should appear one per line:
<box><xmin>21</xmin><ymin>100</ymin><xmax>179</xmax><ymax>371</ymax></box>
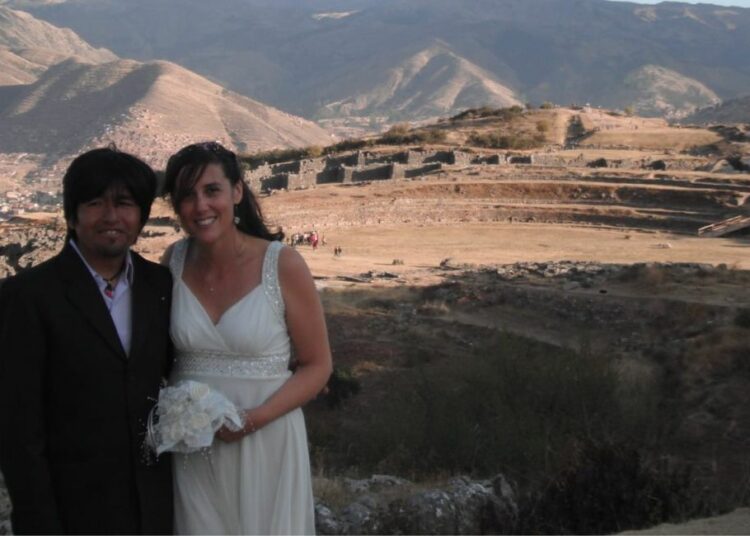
<box><xmin>31</xmin><ymin>191</ymin><xmax>62</xmax><ymax>207</ymax></box>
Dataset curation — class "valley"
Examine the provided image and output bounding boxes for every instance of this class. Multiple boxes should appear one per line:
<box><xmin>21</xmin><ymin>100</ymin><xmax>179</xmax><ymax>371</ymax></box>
<box><xmin>1</xmin><ymin>0</ymin><xmax>750</xmax><ymax>531</ymax></box>
<box><xmin>2</xmin><ymin>106</ymin><xmax>749</xmax><ymax>532</ymax></box>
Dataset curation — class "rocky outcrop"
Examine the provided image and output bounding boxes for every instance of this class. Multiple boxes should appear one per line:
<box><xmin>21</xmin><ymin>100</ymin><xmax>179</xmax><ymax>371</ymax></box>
<box><xmin>0</xmin><ymin>472</ymin><xmax>516</xmax><ymax>535</ymax></box>
<box><xmin>0</xmin><ymin>225</ymin><xmax>63</xmax><ymax>277</ymax></box>
<box><xmin>314</xmin><ymin>474</ymin><xmax>517</xmax><ymax>535</ymax></box>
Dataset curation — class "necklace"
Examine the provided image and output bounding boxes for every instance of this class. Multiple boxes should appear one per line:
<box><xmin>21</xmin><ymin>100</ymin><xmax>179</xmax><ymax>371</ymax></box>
<box><xmin>201</xmin><ymin>271</ymin><xmax>218</xmax><ymax>293</ymax></box>
<box><xmin>196</xmin><ymin>237</ymin><xmax>250</xmax><ymax>294</ymax></box>
<box><xmin>99</xmin><ymin>266</ymin><xmax>124</xmax><ymax>297</ymax></box>
<box><xmin>101</xmin><ymin>272</ymin><xmax>121</xmax><ymax>285</ymax></box>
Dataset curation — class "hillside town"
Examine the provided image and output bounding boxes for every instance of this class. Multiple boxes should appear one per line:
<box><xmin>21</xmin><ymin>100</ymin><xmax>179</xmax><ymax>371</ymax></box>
<box><xmin>0</xmin><ymin>189</ymin><xmax>60</xmax><ymax>221</ymax></box>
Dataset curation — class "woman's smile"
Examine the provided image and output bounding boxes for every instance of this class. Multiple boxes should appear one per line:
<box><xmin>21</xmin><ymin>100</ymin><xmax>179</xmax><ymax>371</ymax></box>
<box><xmin>178</xmin><ymin>163</ymin><xmax>242</xmax><ymax>242</ymax></box>
<box><xmin>195</xmin><ymin>216</ymin><xmax>217</xmax><ymax>227</ymax></box>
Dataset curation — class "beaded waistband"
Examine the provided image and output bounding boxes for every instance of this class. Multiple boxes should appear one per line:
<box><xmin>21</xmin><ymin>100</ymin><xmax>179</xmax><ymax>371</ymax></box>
<box><xmin>174</xmin><ymin>350</ymin><xmax>290</xmax><ymax>379</ymax></box>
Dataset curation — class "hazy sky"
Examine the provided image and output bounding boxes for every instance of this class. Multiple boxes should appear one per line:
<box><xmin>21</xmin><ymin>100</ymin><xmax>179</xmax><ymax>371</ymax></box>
<box><xmin>607</xmin><ymin>0</ymin><xmax>750</xmax><ymax>6</ymax></box>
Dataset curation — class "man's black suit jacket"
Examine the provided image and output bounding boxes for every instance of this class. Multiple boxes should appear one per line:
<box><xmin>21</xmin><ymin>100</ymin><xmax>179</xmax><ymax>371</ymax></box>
<box><xmin>0</xmin><ymin>243</ymin><xmax>174</xmax><ymax>534</ymax></box>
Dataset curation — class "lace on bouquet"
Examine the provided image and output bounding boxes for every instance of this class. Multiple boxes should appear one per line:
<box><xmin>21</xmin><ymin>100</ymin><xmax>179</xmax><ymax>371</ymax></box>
<box><xmin>144</xmin><ymin>380</ymin><xmax>244</xmax><ymax>457</ymax></box>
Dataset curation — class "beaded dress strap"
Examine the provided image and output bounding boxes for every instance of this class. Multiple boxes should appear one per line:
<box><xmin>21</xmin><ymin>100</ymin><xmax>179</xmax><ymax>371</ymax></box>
<box><xmin>169</xmin><ymin>238</ymin><xmax>188</xmax><ymax>280</ymax></box>
<box><xmin>262</xmin><ymin>241</ymin><xmax>285</xmax><ymax>324</ymax></box>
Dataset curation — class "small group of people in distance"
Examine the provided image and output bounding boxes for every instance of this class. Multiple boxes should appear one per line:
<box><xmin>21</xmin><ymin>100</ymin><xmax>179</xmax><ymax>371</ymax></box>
<box><xmin>0</xmin><ymin>142</ymin><xmax>333</xmax><ymax>534</ymax></box>
<box><xmin>288</xmin><ymin>230</ymin><xmax>323</xmax><ymax>250</ymax></box>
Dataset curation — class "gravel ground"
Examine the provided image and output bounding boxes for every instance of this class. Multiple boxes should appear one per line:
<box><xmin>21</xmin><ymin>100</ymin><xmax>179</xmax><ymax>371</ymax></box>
<box><xmin>622</xmin><ymin>508</ymin><xmax>750</xmax><ymax>535</ymax></box>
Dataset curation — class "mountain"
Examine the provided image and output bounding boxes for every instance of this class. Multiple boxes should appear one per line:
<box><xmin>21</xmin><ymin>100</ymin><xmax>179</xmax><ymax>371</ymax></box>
<box><xmin>686</xmin><ymin>95</ymin><xmax>750</xmax><ymax>124</ymax></box>
<box><xmin>0</xmin><ymin>58</ymin><xmax>333</xmax><ymax>168</ymax></box>
<box><xmin>0</xmin><ymin>6</ymin><xmax>115</xmax><ymax>85</ymax></box>
<box><xmin>0</xmin><ymin>47</ymin><xmax>44</xmax><ymax>84</ymax></box>
<box><xmin>616</xmin><ymin>65</ymin><xmax>721</xmax><ymax>119</ymax></box>
<box><xmin>319</xmin><ymin>42</ymin><xmax>522</xmax><ymax>121</ymax></box>
<box><xmin>8</xmin><ymin>0</ymin><xmax>750</xmax><ymax>125</ymax></box>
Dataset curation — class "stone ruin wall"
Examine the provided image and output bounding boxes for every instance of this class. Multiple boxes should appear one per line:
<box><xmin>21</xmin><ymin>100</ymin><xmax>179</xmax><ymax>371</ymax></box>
<box><xmin>243</xmin><ymin>147</ymin><xmax>720</xmax><ymax>193</ymax></box>
<box><xmin>244</xmin><ymin>149</ymin><xmax>482</xmax><ymax>192</ymax></box>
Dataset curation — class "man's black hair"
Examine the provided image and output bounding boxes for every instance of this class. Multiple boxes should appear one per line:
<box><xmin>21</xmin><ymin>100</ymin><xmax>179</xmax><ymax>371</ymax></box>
<box><xmin>63</xmin><ymin>147</ymin><xmax>157</xmax><ymax>241</ymax></box>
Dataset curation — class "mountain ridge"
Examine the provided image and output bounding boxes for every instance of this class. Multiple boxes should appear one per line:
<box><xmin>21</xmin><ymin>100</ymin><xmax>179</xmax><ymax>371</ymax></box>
<box><xmin>0</xmin><ymin>57</ymin><xmax>333</xmax><ymax>179</ymax></box>
<box><xmin>686</xmin><ymin>94</ymin><xmax>750</xmax><ymax>124</ymax></box>
<box><xmin>0</xmin><ymin>6</ymin><xmax>335</xmax><ymax>186</ymax></box>
<box><xmin>9</xmin><ymin>0</ymin><xmax>749</xmax><ymax>125</ymax></box>
<box><xmin>619</xmin><ymin>65</ymin><xmax>721</xmax><ymax>119</ymax></box>
<box><xmin>0</xmin><ymin>5</ymin><xmax>115</xmax><ymax>86</ymax></box>
<box><xmin>319</xmin><ymin>41</ymin><xmax>522</xmax><ymax>121</ymax></box>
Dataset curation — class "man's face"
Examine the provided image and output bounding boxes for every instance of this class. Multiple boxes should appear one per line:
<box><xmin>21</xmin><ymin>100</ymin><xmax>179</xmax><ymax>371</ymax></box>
<box><xmin>69</xmin><ymin>185</ymin><xmax>142</xmax><ymax>263</ymax></box>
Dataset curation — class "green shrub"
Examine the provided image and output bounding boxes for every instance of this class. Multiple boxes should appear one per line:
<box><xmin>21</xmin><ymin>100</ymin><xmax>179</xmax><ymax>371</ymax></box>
<box><xmin>567</xmin><ymin>115</ymin><xmax>587</xmax><ymax>139</ymax></box>
<box><xmin>324</xmin><ymin>367</ymin><xmax>361</xmax><ymax>409</ymax></box>
<box><xmin>450</xmin><ymin>107</ymin><xmax>496</xmax><ymax>121</ymax></box>
<box><xmin>517</xmin><ymin>440</ymin><xmax>709</xmax><ymax>534</ymax></box>
<box><xmin>329</xmin><ymin>333</ymin><xmax>660</xmax><ymax>479</ymax></box>
<box><xmin>240</xmin><ymin>139</ymin><xmax>376</xmax><ymax>168</ymax></box>
<box><xmin>240</xmin><ymin>146</ymin><xmax>333</xmax><ymax>167</ymax></box>
<box><xmin>734</xmin><ymin>308</ymin><xmax>750</xmax><ymax>329</ymax></box>
<box><xmin>323</xmin><ymin>139</ymin><xmax>372</xmax><ymax>154</ymax></box>
<box><xmin>418</xmin><ymin>128</ymin><xmax>447</xmax><ymax>143</ymax></box>
<box><xmin>377</xmin><ymin>125</ymin><xmax>447</xmax><ymax>145</ymax></box>
<box><xmin>467</xmin><ymin>131</ymin><xmax>543</xmax><ymax>149</ymax></box>
<box><xmin>306</xmin><ymin>145</ymin><xmax>324</xmax><ymax>158</ymax></box>
<box><xmin>385</xmin><ymin>122</ymin><xmax>411</xmax><ymax>136</ymax></box>
<box><xmin>240</xmin><ymin>147</ymin><xmax>309</xmax><ymax>167</ymax></box>
<box><xmin>450</xmin><ymin>106</ymin><xmax>525</xmax><ymax>122</ymax></box>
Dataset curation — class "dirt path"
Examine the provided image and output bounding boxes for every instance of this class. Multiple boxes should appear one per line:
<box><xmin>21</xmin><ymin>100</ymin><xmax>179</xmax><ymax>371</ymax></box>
<box><xmin>290</xmin><ymin>222</ymin><xmax>750</xmax><ymax>287</ymax></box>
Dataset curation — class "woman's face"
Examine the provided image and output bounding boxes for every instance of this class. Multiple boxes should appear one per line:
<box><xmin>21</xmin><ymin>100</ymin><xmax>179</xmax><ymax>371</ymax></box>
<box><xmin>177</xmin><ymin>163</ymin><xmax>242</xmax><ymax>244</ymax></box>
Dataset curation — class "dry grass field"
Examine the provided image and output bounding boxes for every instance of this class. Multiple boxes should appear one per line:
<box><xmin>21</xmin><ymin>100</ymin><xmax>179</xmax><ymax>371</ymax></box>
<box><xmin>406</xmin><ymin>106</ymin><xmax>725</xmax><ymax>157</ymax></box>
<box><xmin>291</xmin><ymin>222</ymin><xmax>750</xmax><ymax>282</ymax></box>
<box><xmin>582</xmin><ymin>128</ymin><xmax>722</xmax><ymax>151</ymax></box>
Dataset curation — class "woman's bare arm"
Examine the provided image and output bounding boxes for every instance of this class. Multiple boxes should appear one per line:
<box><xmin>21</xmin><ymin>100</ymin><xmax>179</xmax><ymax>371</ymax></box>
<box><xmin>217</xmin><ymin>245</ymin><xmax>332</xmax><ymax>440</ymax></box>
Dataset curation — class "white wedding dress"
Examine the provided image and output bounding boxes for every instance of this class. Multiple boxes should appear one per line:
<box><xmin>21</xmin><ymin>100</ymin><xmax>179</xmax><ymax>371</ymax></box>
<box><xmin>168</xmin><ymin>238</ymin><xmax>315</xmax><ymax>535</ymax></box>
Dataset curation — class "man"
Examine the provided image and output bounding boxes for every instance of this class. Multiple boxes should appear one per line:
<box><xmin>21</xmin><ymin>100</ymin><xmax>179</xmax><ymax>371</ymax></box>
<box><xmin>0</xmin><ymin>147</ymin><xmax>173</xmax><ymax>534</ymax></box>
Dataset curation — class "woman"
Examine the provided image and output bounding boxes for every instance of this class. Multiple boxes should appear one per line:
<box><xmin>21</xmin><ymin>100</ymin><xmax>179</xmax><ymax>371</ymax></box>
<box><xmin>162</xmin><ymin>142</ymin><xmax>332</xmax><ymax>534</ymax></box>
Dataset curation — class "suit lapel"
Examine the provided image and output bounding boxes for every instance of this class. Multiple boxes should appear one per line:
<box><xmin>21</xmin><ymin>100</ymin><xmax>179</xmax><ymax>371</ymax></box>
<box><xmin>57</xmin><ymin>244</ymin><xmax>127</xmax><ymax>361</ymax></box>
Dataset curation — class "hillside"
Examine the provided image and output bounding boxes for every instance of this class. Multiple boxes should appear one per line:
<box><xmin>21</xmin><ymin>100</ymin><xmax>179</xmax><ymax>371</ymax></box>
<box><xmin>319</xmin><ymin>41</ymin><xmax>522</xmax><ymax>122</ymax></box>
<box><xmin>618</xmin><ymin>65</ymin><xmax>721</xmax><ymax>120</ymax></box>
<box><xmin>0</xmin><ymin>5</ymin><xmax>115</xmax><ymax>85</ymax></box>
<box><xmin>0</xmin><ymin>58</ymin><xmax>333</xmax><ymax>179</ymax></box>
<box><xmin>686</xmin><ymin>94</ymin><xmax>750</xmax><ymax>125</ymax></box>
<box><xmin>11</xmin><ymin>0</ymin><xmax>750</xmax><ymax>127</ymax></box>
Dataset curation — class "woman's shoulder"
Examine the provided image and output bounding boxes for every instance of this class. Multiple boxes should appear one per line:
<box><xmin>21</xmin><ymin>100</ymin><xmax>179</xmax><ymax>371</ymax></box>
<box><xmin>159</xmin><ymin>237</ymin><xmax>188</xmax><ymax>266</ymax></box>
<box><xmin>276</xmin><ymin>242</ymin><xmax>312</xmax><ymax>283</ymax></box>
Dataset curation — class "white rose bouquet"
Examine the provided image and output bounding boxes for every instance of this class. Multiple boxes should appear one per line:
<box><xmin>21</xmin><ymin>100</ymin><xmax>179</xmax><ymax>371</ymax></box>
<box><xmin>146</xmin><ymin>380</ymin><xmax>243</xmax><ymax>455</ymax></box>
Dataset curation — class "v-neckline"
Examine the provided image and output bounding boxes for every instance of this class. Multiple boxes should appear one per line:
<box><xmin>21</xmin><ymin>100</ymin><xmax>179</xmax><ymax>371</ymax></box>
<box><xmin>181</xmin><ymin>280</ymin><xmax>262</xmax><ymax>327</ymax></box>
<box><xmin>179</xmin><ymin>239</ymin><xmax>270</xmax><ymax>327</ymax></box>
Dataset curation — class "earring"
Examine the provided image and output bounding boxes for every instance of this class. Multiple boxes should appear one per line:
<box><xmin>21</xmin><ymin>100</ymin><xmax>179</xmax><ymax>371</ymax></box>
<box><xmin>233</xmin><ymin>204</ymin><xmax>240</xmax><ymax>225</ymax></box>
